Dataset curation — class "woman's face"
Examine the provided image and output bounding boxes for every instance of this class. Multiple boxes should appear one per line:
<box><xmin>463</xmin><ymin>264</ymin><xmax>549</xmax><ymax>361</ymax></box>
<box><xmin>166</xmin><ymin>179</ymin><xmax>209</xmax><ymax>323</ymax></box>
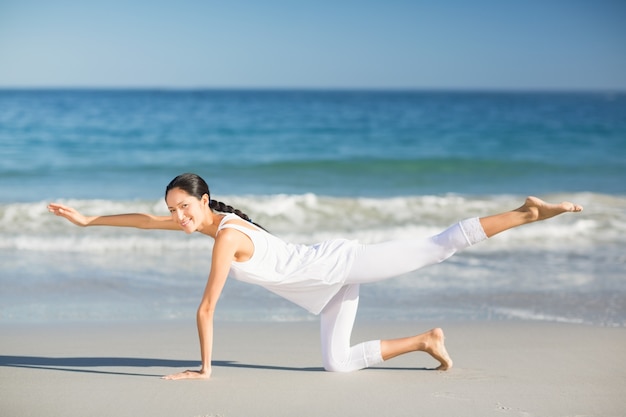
<box><xmin>165</xmin><ymin>188</ymin><xmax>209</xmax><ymax>233</ymax></box>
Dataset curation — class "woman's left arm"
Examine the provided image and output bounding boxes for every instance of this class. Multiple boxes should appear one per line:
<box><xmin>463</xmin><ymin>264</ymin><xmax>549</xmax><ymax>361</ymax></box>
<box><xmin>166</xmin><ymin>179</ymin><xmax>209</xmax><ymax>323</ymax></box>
<box><xmin>162</xmin><ymin>230</ymin><xmax>238</xmax><ymax>380</ymax></box>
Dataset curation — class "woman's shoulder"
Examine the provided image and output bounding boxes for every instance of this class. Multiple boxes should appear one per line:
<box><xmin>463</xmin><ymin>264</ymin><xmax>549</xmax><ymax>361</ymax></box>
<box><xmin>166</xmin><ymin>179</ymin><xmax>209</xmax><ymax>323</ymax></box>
<box><xmin>217</xmin><ymin>214</ymin><xmax>263</xmax><ymax>238</ymax></box>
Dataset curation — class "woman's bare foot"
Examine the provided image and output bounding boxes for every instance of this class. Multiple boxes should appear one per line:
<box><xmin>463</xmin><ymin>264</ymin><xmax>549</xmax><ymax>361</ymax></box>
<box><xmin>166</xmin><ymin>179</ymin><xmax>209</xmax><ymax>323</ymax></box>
<box><xmin>520</xmin><ymin>196</ymin><xmax>583</xmax><ymax>222</ymax></box>
<box><xmin>380</xmin><ymin>327</ymin><xmax>453</xmax><ymax>370</ymax></box>
<box><xmin>480</xmin><ymin>195</ymin><xmax>583</xmax><ymax>238</ymax></box>
<box><xmin>422</xmin><ymin>328</ymin><xmax>453</xmax><ymax>371</ymax></box>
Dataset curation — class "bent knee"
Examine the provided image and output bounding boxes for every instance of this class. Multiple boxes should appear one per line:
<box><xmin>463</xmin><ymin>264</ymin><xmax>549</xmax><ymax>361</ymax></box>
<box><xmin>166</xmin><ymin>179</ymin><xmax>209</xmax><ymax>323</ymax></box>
<box><xmin>322</xmin><ymin>351</ymin><xmax>355</xmax><ymax>373</ymax></box>
<box><xmin>322</xmin><ymin>359</ymin><xmax>354</xmax><ymax>373</ymax></box>
<box><xmin>321</xmin><ymin>341</ymin><xmax>382</xmax><ymax>372</ymax></box>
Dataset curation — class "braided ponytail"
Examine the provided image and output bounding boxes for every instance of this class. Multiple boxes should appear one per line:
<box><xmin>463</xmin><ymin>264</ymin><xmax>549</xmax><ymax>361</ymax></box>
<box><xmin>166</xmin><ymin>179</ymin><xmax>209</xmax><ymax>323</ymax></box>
<box><xmin>209</xmin><ymin>199</ymin><xmax>250</xmax><ymax>221</ymax></box>
<box><xmin>209</xmin><ymin>199</ymin><xmax>267</xmax><ymax>231</ymax></box>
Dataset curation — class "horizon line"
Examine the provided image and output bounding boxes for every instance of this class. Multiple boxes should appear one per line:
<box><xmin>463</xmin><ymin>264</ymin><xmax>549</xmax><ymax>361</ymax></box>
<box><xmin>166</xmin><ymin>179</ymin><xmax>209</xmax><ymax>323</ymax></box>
<box><xmin>1</xmin><ymin>85</ymin><xmax>625</xmax><ymax>94</ymax></box>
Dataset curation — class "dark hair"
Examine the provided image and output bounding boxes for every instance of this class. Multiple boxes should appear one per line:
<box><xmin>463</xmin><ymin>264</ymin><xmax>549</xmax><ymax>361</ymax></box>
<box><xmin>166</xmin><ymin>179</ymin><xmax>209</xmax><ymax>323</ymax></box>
<box><xmin>165</xmin><ymin>173</ymin><xmax>266</xmax><ymax>230</ymax></box>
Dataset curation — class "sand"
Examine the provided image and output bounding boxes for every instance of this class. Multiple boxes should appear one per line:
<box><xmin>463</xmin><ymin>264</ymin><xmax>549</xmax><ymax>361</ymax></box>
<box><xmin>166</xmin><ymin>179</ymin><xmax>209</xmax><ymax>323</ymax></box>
<box><xmin>1</xmin><ymin>319</ymin><xmax>625</xmax><ymax>417</ymax></box>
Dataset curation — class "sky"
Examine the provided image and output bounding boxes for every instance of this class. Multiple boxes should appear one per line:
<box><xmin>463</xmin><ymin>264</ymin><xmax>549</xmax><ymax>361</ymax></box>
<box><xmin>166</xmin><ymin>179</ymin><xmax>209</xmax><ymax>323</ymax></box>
<box><xmin>0</xmin><ymin>0</ymin><xmax>625</xmax><ymax>91</ymax></box>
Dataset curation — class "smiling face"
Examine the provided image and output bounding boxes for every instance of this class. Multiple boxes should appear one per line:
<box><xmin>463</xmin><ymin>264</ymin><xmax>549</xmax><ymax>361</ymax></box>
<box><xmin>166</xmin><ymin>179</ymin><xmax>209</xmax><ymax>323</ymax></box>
<box><xmin>165</xmin><ymin>187</ymin><xmax>210</xmax><ymax>234</ymax></box>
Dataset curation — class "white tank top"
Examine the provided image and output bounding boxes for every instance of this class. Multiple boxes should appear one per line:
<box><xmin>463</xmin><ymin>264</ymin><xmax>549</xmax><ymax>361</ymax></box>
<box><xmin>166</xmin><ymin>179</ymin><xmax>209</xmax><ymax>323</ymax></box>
<box><xmin>217</xmin><ymin>213</ymin><xmax>359</xmax><ymax>314</ymax></box>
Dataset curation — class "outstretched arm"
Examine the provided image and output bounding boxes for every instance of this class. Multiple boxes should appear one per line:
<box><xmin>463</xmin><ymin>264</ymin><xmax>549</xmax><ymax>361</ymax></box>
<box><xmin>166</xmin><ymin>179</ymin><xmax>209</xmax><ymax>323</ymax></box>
<box><xmin>47</xmin><ymin>203</ymin><xmax>180</xmax><ymax>231</ymax></box>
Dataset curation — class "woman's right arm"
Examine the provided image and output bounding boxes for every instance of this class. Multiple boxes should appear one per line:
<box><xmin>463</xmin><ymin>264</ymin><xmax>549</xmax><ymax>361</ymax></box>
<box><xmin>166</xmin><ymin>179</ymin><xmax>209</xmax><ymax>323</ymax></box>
<box><xmin>162</xmin><ymin>229</ymin><xmax>238</xmax><ymax>380</ymax></box>
<box><xmin>47</xmin><ymin>203</ymin><xmax>180</xmax><ymax>231</ymax></box>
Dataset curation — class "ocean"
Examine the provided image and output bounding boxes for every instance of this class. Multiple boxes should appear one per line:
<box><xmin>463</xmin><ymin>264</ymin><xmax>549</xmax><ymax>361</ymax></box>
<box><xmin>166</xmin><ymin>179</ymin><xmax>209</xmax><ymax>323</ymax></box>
<box><xmin>1</xmin><ymin>89</ymin><xmax>625</xmax><ymax>326</ymax></box>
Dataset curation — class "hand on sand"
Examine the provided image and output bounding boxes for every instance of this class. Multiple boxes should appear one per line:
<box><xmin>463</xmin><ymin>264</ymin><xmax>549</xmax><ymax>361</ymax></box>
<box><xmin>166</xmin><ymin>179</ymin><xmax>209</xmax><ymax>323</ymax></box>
<box><xmin>162</xmin><ymin>369</ymin><xmax>211</xmax><ymax>380</ymax></box>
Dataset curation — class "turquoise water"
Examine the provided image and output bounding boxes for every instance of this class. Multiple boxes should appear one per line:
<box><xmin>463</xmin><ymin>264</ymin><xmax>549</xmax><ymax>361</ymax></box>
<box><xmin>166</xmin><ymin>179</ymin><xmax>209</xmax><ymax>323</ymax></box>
<box><xmin>1</xmin><ymin>89</ymin><xmax>625</xmax><ymax>200</ymax></box>
<box><xmin>1</xmin><ymin>89</ymin><xmax>625</xmax><ymax>325</ymax></box>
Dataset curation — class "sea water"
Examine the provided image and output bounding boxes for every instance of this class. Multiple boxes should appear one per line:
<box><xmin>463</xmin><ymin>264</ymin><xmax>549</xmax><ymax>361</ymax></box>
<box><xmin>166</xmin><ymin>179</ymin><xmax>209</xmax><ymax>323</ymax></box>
<box><xmin>1</xmin><ymin>89</ymin><xmax>625</xmax><ymax>325</ymax></box>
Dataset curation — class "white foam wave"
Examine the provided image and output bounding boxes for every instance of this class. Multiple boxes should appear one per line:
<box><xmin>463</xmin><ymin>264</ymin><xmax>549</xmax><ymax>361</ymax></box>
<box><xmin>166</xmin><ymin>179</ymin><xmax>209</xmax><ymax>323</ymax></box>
<box><xmin>1</xmin><ymin>192</ymin><xmax>623</xmax><ymax>253</ymax></box>
<box><xmin>492</xmin><ymin>307</ymin><xmax>588</xmax><ymax>325</ymax></box>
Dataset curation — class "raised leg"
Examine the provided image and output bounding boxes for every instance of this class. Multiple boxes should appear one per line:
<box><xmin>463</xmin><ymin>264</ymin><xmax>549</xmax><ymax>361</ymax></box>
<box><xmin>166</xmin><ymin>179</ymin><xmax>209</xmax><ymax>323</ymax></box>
<box><xmin>322</xmin><ymin>196</ymin><xmax>582</xmax><ymax>373</ymax></box>
<box><xmin>480</xmin><ymin>196</ymin><xmax>583</xmax><ymax>238</ymax></box>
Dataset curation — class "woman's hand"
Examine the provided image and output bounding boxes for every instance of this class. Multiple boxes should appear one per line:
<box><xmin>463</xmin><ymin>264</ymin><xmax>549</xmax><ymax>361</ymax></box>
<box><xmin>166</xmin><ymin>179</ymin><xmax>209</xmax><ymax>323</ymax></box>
<box><xmin>47</xmin><ymin>203</ymin><xmax>91</xmax><ymax>227</ymax></box>
<box><xmin>162</xmin><ymin>369</ymin><xmax>211</xmax><ymax>380</ymax></box>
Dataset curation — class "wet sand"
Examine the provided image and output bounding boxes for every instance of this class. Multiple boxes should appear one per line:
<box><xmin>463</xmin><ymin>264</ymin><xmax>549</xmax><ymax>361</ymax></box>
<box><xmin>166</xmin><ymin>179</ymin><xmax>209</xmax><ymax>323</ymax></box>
<box><xmin>1</xmin><ymin>320</ymin><xmax>624</xmax><ymax>417</ymax></box>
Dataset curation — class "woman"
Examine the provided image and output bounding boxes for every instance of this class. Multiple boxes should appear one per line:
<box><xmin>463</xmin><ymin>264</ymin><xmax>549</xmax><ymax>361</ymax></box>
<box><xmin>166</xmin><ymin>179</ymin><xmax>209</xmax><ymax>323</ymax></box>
<box><xmin>48</xmin><ymin>173</ymin><xmax>583</xmax><ymax>380</ymax></box>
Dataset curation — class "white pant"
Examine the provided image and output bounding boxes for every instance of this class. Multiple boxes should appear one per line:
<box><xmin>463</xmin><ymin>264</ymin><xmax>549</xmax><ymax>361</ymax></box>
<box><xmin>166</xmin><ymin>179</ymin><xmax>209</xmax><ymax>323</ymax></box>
<box><xmin>320</xmin><ymin>218</ymin><xmax>487</xmax><ymax>372</ymax></box>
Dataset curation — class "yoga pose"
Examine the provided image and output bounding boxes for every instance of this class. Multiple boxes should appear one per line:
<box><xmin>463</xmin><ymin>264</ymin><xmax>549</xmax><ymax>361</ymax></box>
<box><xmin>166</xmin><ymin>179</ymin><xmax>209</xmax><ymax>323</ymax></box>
<box><xmin>48</xmin><ymin>173</ymin><xmax>583</xmax><ymax>380</ymax></box>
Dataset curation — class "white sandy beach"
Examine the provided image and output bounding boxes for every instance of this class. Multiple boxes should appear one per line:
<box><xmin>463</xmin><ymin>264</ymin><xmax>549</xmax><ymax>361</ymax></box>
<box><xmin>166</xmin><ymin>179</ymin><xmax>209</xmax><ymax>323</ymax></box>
<box><xmin>1</xmin><ymin>319</ymin><xmax>624</xmax><ymax>417</ymax></box>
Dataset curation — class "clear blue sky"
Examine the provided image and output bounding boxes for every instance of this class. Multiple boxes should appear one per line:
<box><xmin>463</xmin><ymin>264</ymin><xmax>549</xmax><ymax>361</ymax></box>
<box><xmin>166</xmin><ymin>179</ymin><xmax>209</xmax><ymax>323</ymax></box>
<box><xmin>1</xmin><ymin>0</ymin><xmax>625</xmax><ymax>91</ymax></box>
